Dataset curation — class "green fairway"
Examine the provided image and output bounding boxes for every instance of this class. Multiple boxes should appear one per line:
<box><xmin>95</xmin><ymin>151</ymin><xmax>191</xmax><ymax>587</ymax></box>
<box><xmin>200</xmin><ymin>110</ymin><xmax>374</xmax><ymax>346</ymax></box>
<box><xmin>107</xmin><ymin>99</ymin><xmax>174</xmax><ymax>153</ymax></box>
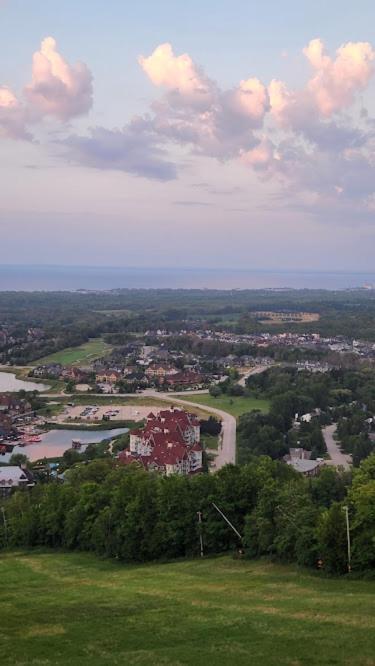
<box><xmin>176</xmin><ymin>393</ymin><xmax>270</xmax><ymax>418</ymax></box>
<box><xmin>0</xmin><ymin>552</ymin><xmax>374</xmax><ymax>665</ymax></box>
<box><xmin>32</xmin><ymin>339</ymin><xmax>111</xmax><ymax>367</ymax></box>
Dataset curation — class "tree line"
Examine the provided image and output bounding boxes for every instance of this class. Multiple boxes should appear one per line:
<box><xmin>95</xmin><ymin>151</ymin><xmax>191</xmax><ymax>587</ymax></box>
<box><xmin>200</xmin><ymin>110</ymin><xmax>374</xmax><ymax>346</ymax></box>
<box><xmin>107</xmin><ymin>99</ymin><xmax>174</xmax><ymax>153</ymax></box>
<box><xmin>1</xmin><ymin>455</ymin><xmax>374</xmax><ymax>575</ymax></box>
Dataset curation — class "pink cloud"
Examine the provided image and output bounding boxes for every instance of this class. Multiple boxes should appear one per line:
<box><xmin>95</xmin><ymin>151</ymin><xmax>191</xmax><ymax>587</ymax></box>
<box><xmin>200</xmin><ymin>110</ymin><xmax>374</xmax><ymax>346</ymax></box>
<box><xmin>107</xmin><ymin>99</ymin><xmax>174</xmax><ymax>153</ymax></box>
<box><xmin>24</xmin><ymin>36</ymin><xmax>93</xmax><ymax>121</ymax></box>
<box><xmin>304</xmin><ymin>38</ymin><xmax>375</xmax><ymax>116</ymax></box>
<box><xmin>226</xmin><ymin>78</ymin><xmax>269</xmax><ymax>123</ymax></box>
<box><xmin>0</xmin><ymin>86</ymin><xmax>30</xmax><ymax>139</ymax></box>
<box><xmin>139</xmin><ymin>43</ymin><xmax>214</xmax><ymax>108</ymax></box>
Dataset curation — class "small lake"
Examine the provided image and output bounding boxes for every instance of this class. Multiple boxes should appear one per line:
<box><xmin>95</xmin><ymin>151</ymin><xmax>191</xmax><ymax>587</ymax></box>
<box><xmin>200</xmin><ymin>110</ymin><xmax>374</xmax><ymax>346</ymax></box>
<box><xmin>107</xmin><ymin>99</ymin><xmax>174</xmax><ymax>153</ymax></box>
<box><xmin>1</xmin><ymin>427</ymin><xmax>128</xmax><ymax>462</ymax></box>
<box><xmin>0</xmin><ymin>371</ymin><xmax>50</xmax><ymax>393</ymax></box>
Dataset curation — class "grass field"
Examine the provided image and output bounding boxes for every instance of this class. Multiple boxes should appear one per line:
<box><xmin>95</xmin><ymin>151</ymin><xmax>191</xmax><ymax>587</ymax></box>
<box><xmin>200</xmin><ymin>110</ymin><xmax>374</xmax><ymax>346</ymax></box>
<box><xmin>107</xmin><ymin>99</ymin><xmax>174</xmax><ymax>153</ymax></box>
<box><xmin>176</xmin><ymin>393</ymin><xmax>270</xmax><ymax>419</ymax></box>
<box><xmin>0</xmin><ymin>552</ymin><xmax>374</xmax><ymax>665</ymax></box>
<box><xmin>32</xmin><ymin>339</ymin><xmax>111</xmax><ymax>367</ymax></box>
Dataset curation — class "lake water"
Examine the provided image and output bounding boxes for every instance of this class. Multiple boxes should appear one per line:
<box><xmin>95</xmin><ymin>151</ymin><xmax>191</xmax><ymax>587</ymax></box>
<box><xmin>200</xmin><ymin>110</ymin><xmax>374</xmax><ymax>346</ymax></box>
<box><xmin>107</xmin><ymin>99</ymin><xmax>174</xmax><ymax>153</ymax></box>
<box><xmin>0</xmin><ymin>264</ymin><xmax>375</xmax><ymax>291</ymax></box>
<box><xmin>0</xmin><ymin>371</ymin><xmax>50</xmax><ymax>393</ymax></box>
<box><xmin>1</xmin><ymin>427</ymin><xmax>129</xmax><ymax>463</ymax></box>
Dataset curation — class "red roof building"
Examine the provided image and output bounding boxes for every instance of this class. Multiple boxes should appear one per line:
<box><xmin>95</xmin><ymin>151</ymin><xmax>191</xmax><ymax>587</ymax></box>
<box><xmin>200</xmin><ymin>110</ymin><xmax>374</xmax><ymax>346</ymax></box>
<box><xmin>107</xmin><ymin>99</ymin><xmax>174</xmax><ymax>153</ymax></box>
<box><xmin>120</xmin><ymin>407</ymin><xmax>203</xmax><ymax>476</ymax></box>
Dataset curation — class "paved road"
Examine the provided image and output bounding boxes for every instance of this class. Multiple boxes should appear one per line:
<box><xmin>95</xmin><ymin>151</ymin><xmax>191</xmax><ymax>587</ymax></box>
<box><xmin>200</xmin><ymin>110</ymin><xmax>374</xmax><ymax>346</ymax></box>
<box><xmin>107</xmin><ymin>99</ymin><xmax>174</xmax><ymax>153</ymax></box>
<box><xmin>323</xmin><ymin>424</ymin><xmax>352</xmax><ymax>470</ymax></box>
<box><xmin>238</xmin><ymin>364</ymin><xmax>273</xmax><ymax>387</ymax></box>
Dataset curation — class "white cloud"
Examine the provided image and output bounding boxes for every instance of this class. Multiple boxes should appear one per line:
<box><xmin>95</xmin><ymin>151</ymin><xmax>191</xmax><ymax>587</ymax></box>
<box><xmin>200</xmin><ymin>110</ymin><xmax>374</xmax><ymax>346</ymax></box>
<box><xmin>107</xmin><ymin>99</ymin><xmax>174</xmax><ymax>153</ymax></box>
<box><xmin>139</xmin><ymin>42</ymin><xmax>215</xmax><ymax>109</ymax></box>
<box><xmin>24</xmin><ymin>37</ymin><xmax>93</xmax><ymax>121</ymax></box>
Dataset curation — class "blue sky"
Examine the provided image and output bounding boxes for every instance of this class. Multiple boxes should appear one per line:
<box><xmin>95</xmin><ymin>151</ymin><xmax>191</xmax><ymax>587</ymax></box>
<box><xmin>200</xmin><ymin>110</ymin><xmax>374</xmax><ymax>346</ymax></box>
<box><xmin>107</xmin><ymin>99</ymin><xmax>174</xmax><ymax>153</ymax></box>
<box><xmin>0</xmin><ymin>0</ymin><xmax>374</xmax><ymax>270</ymax></box>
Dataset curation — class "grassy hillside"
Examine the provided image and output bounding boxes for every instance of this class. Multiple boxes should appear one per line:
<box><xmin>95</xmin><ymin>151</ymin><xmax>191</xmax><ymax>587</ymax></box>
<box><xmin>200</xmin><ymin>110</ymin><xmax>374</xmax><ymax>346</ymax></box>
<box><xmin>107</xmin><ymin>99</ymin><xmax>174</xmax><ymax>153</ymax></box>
<box><xmin>176</xmin><ymin>393</ymin><xmax>270</xmax><ymax>419</ymax></box>
<box><xmin>32</xmin><ymin>338</ymin><xmax>111</xmax><ymax>367</ymax></box>
<box><xmin>1</xmin><ymin>552</ymin><xmax>374</xmax><ymax>665</ymax></box>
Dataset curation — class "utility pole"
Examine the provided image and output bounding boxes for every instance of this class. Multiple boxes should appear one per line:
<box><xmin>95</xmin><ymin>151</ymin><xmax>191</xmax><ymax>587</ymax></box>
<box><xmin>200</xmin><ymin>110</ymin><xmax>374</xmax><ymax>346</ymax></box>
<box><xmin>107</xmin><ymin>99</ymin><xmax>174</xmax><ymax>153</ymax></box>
<box><xmin>212</xmin><ymin>502</ymin><xmax>243</xmax><ymax>542</ymax></box>
<box><xmin>343</xmin><ymin>505</ymin><xmax>351</xmax><ymax>573</ymax></box>
<box><xmin>1</xmin><ymin>506</ymin><xmax>8</xmax><ymax>546</ymax></box>
<box><xmin>197</xmin><ymin>511</ymin><xmax>204</xmax><ymax>558</ymax></box>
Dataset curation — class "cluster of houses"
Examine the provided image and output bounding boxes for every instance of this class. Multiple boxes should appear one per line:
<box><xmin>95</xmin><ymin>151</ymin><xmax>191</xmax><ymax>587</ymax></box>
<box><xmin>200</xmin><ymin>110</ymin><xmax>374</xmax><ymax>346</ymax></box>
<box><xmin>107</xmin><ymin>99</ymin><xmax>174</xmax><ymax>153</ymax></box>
<box><xmin>192</xmin><ymin>329</ymin><xmax>375</xmax><ymax>360</ymax></box>
<box><xmin>119</xmin><ymin>407</ymin><xmax>203</xmax><ymax>476</ymax></box>
<box><xmin>31</xmin><ymin>355</ymin><xmax>206</xmax><ymax>393</ymax></box>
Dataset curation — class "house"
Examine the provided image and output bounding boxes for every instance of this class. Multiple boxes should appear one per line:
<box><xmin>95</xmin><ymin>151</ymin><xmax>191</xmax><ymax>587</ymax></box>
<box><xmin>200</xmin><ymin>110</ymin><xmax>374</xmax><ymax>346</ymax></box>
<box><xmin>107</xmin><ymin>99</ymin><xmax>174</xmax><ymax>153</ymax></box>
<box><xmin>0</xmin><ymin>395</ymin><xmax>32</xmax><ymax>418</ymax></box>
<box><xmin>31</xmin><ymin>363</ymin><xmax>62</xmax><ymax>379</ymax></box>
<box><xmin>284</xmin><ymin>448</ymin><xmax>322</xmax><ymax>477</ymax></box>
<box><xmin>120</xmin><ymin>407</ymin><xmax>203</xmax><ymax>476</ymax></box>
<box><xmin>60</xmin><ymin>366</ymin><xmax>90</xmax><ymax>383</ymax></box>
<box><xmin>165</xmin><ymin>371</ymin><xmax>204</xmax><ymax>388</ymax></box>
<box><xmin>95</xmin><ymin>370</ymin><xmax>122</xmax><ymax>384</ymax></box>
<box><xmin>0</xmin><ymin>466</ymin><xmax>35</xmax><ymax>497</ymax></box>
<box><xmin>145</xmin><ymin>364</ymin><xmax>178</xmax><ymax>380</ymax></box>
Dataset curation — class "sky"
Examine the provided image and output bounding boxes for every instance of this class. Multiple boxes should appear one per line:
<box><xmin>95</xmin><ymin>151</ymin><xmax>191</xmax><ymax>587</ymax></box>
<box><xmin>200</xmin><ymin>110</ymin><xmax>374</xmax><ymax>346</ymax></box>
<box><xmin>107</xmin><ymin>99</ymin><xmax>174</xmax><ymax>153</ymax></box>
<box><xmin>0</xmin><ymin>0</ymin><xmax>374</xmax><ymax>271</ymax></box>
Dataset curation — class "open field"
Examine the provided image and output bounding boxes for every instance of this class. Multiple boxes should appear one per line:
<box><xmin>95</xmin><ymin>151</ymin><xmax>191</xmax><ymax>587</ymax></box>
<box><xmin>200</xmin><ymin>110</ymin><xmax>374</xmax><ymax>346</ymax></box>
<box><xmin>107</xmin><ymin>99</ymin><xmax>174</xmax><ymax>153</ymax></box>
<box><xmin>176</xmin><ymin>393</ymin><xmax>270</xmax><ymax>419</ymax></box>
<box><xmin>31</xmin><ymin>339</ymin><xmax>111</xmax><ymax>367</ymax></box>
<box><xmin>0</xmin><ymin>552</ymin><xmax>374</xmax><ymax>666</ymax></box>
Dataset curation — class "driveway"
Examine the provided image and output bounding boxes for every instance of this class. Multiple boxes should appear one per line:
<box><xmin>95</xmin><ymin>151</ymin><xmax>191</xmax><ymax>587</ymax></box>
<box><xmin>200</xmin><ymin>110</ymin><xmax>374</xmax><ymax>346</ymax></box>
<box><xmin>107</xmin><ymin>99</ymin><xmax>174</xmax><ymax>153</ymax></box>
<box><xmin>323</xmin><ymin>424</ymin><xmax>352</xmax><ymax>470</ymax></box>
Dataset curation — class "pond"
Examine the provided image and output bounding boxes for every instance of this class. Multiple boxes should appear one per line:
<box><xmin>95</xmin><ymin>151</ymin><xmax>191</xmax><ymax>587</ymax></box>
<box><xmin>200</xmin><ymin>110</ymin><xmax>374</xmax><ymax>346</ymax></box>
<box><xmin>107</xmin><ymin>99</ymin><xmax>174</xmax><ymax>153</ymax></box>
<box><xmin>1</xmin><ymin>427</ymin><xmax>129</xmax><ymax>462</ymax></box>
<box><xmin>0</xmin><ymin>371</ymin><xmax>50</xmax><ymax>393</ymax></box>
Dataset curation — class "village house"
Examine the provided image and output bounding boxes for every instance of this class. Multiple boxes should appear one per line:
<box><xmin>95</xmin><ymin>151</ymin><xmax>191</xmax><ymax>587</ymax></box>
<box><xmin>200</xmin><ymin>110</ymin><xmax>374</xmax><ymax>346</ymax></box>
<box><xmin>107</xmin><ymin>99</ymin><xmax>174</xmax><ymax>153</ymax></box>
<box><xmin>284</xmin><ymin>448</ymin><xmax>322</xmax><ymax>477</ymax></box>
<box><xmin>165</xmin><ymin>371</ymin><xmax>204</xmax><ymax>388</ymax></box>
<box><xmin>31</xmin><ymin>363</ymin><xmax>62</xmax><ymax>379</ymax></box>
<box><xmin>0</xmin><ymin>466</ymin><xmax>35</xmax><ymax>497</ymax></box>
<box><xmin>120</xmin><ymin>407</ymin><xmax>203</xmax><ymax>476</ymax></box>
<box><xmin>145</xmin><ymin>363</ymin><xmax>179</xmax><ymax>380</ymax></box>
<box><xmin>0</xmin><ymin>395</ymin><xmax>32</xmax><ymax>418</ymax></box>
<box><xmin>60</xmin><ymin>366</ymin><xmax>90</xmax><ymax>383</ymax></box>
<box><xmin>95</xmin><ymin>370</ymin><xmax>122</xmax><ymax>384</ymax></box>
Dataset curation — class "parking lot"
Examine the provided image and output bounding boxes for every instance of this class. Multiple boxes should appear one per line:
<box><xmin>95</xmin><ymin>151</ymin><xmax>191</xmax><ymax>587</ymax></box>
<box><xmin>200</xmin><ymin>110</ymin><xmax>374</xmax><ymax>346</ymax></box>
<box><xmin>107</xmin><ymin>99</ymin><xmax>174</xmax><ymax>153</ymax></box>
<box><xmin>58</xmin><ymin>404</ymin><xmax>158</xmax><ymax>423</ymax></box>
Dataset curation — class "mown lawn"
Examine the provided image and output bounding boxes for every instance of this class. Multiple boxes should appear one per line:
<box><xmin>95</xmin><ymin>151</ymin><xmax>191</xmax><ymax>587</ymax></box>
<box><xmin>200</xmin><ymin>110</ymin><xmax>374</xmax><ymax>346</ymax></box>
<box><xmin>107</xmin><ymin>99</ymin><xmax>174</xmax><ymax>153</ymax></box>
<box><xmin>32</xmin><ymin>339</ymin><xmax>112</xmax><ymax>367</ymax></box>
<box><xmin>177</xmin><ymin>393</ymin><xmax>270</xmax><ymax>419</ymax></box>
<box><xmin>0</xmin><ymin>552</ymin><xmax>374</xmax><ymax>665</ymax></box>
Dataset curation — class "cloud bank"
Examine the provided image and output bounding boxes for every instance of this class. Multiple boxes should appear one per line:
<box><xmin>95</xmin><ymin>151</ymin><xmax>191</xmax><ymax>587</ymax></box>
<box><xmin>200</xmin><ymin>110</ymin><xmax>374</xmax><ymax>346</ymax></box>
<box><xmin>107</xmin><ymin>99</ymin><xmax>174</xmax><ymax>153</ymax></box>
<box><xmin>1</xmin><ymin>34</ymin><xmax>375</xmax><ymax>218</ymax></box>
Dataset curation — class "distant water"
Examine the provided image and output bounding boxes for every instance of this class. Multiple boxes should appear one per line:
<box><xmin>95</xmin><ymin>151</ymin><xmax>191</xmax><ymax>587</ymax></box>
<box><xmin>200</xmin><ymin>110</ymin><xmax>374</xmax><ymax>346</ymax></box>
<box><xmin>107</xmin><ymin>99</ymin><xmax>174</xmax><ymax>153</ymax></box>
<box><xmin>0</xmin><ymin>265</ymin><xmax>374</xmax><ymax>291</ymax></box>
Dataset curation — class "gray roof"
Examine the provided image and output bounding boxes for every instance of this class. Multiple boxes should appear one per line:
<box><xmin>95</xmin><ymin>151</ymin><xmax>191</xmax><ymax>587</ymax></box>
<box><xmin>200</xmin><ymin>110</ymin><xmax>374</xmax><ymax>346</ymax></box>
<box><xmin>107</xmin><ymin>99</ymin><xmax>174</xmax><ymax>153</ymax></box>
<box><xmin>0</xmin><ymin>466</ymin><xmax>31</xmax><ymax>486</ymax></box>
<box><xmin>286</xmin><ymin>459</ymin><xmax>320</xmax><ymax>474</ymax></box>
